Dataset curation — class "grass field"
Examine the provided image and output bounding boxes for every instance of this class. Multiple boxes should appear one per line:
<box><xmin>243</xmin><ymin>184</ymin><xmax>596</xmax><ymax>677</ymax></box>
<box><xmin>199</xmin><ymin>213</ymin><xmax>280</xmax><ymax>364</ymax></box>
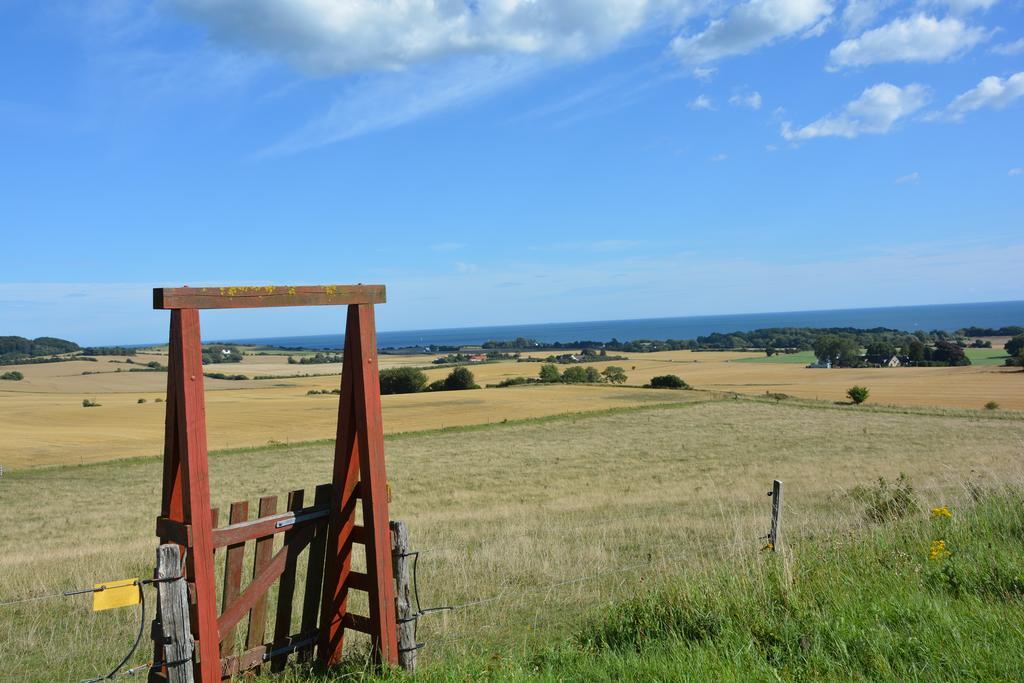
<box><xmin>1</xmin><ymin>346</ymin><xmax>1021</xmax><ymax>470</ymax></box>
<box><xmin>1</xmin><ymin>397</ymin><xmax>1022</xmax><ymax>682</ymax></box>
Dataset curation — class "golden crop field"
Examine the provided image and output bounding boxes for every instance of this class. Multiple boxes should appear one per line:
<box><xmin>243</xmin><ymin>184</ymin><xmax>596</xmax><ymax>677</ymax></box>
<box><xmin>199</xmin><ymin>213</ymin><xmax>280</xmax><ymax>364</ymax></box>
<box><xmin>2</xmin><ymin>399</ymin><xmax>1022</xmax><ymax>682</ymax></box>
<box><xmin>1</xmin><ymin>348</ymin><xmax>1020</xmax><ymax>470</ymax></box>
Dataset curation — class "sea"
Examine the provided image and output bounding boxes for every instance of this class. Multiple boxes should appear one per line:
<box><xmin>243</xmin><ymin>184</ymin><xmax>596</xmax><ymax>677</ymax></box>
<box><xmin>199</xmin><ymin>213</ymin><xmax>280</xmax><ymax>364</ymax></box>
<box><xmin>223</xmin><ymin>300</ymin><xmax>1024</xmax><ymax>350</ymax></box>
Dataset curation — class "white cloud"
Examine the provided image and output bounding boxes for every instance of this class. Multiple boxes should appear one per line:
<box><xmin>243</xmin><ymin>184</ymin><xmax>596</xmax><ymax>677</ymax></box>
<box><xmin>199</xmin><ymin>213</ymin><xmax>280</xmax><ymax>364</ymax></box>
<box><xmin>1009</xmin><ymin>167</ymin><xmax>1024</xmax><ymax>176</ymax></box>
<box><xmin>841</xmin><ymin>0</ymin><xmax>894</xmax><ymax>33</ymax></box>
<box><xmin>781</xmin><ymin>82</ymin><xmax>929</xmax><ymax>140</ymax></box>
<box><xmin>895</xmin><ymin>171</ymin><xmax>920</xmax><ymax>184</ymax></box>
<box><xmin>174</xmin><ymin>0</ymin><xmax>688</xmax><ymax>74</ymax></box>
<box><xmin>729</xmin><ymin>90</ymin><xmax>763</xmax><ymax>108</ymax></box>
<box><xmin>690</xmin><ymin>94</ymin><xmax>715</xmax><ymax>109</ymax></box>
<box><xmin>710</xmin><ymin>152</ymin><xmax>728</xmax><ymax>161</ymax></box>
<box><xmin>671</xmin><ymin>0</ymin><xmax>833</xmax><ymax>64</ymax></box>
<box><xmin>828</xmin><ymin>14</ymin><xmax>989</xmax><ymax>69</ymax></box>
<box><xmin>258</xmin><ymin>56</ymin><xmax>542</xmax><ymax>156</ymax></box>
<box><xmin>991</xmin><ymin>38</ymin><xmax>1024</xmax><ymax>56</ymax></box>
<box><xmin>931</xmin><ymin>72</ymin><xmax>1024</xmax><ymax>122</ymax></box>
<box><xmin>692</xmin><ymin>66</ymin><xmax>717</xmax><ymax>81</ymax></box>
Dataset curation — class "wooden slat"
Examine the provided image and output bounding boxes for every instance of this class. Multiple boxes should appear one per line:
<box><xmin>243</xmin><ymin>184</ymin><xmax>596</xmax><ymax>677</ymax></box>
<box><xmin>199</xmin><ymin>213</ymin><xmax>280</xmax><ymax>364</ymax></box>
<box><xmin>298</xmin><ymin>484</ymin><xmax>331</xmax><ymax>663</ymax></box>
<box><xmin>217</xmin><ymin>518</ymin><xmax>316</xmax><ymax>638</ymax></box>
<box><xmin>351</xmin><ymin>525</ymin><xmax>368</xmax><ymax>545</ymax></box>
<box><xmin>270</xmin><ymin>489</ymin><xmax>304</xmax><ymax>673</ymax></box>
<box><xmin>219</xmin><ymin>501</ymin><xmax>248</xmax><ymax>654</ymax></box>
<box><xmin>220</xmin><ymin>631</ymin><xmax>317</xmax><ymax>678</ymax></box>
<box><xmin>153</xmin><ymin>285</ymin><xmax>386</xmax><ymax>310</ymax></box>
<box><xmin>246</xmin><ymin>496</ymin><xmax>278</xmax><ymax>661</ymax></box>
<box><xmin>341</xmin><ymin>612</ymin><xmax>372</xmax><ymax>635</ymax></box>
<box><xmin>346</xmin><ymin>571</ymin><xmax>371</xmax><ymax>592</ymax></box>
<box><xmin>211</xmin><ymin>504</ymin><xmax>330</xmax><ymax>549</ymax></box>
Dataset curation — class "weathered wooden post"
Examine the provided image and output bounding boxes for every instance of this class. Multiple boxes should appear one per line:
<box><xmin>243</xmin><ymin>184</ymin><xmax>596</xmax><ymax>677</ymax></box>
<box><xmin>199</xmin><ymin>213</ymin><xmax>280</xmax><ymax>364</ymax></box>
<box><xmin>391</xmin><ymin>521</ymin><xmax>417</xmax><ymax>672</ymax></box>
<box><xmin>153</xmin><ymin>544</ymin><xmax>195</xmax><ymax>683</ymax></box>
<box><xmin>768</xmin><ymin>479</ymin><xmax>783</xmax><ymax>552</ymax></box>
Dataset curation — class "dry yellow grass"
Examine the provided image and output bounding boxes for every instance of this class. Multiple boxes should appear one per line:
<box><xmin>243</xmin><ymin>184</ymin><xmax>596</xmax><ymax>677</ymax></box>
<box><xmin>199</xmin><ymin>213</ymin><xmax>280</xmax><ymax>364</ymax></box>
<box><xmin>2</xmin><ymin>348</ymin><xmax>1020</xmax><ymax>470</ymax></box>
<box><xmin>1</xmin><ymin>399</ymin><xmax>1021</xmax><ymax>681</ymax></box>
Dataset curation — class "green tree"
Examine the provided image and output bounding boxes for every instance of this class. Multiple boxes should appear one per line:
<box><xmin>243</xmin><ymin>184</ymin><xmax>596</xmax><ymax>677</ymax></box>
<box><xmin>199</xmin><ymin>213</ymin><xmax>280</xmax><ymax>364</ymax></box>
<box><xmin>864</xmin><ymin>341</ymin><xmax>897</xmax><ymax>362</ymax></box>
<box><xmin>813</xmin><ymin>335</ymin><xmax>860</xmax><ymax>367</ymax></box>
<box><xmin>931</xmin><ymin>341</ymin><xmax>970</xmax><ymax>366</ymax></box>
<box><xmin>847</xmin><ymin>385</ymin><xmax>870</xmax><ymax>404</ymax></box>
<box><xmin>1005</xmin><ymin>335</ymin><xmax>1024</xmax><ymax>358</ymax></box>
<box><xmin>444</xmin><ymin>367</ymin><xmax>479</xmax><ymax>390</ymax></box>
<box><xmin>601</xmin><ymin>366</ymin><xmax>627</xmax><ymax>384</ymax></box>
<box><xmin>1</xmin><ymin>370</ymin><xmax>24</xmax><ymax>381</ymax></box>
<box><xmin>648</xmin><ymin>375</ymin><xmax>688</xmax><ymax>389</ymax></box>
<box><xmin>905</xmin><ymin>339</ymin><xmax>925</xmax><ymax>362</ymax></box>
<box><xmin>561</xmin><ymin>366</ymin><xmax>589</xmax><ymax>384</ymax></box>
<box><xmin>584</xmin><ymin>366</ymin><xmax>602</xmax><ymax>383</ymax></box>
<box><xmin>378</xmin><ymin>367</ymin><xmax>428</xmax><ymax>394</ymax></box>
<box><xmin>538</xmin><ymin>363</ymin><xmax>561</xmax><ymax>383</ymax></box>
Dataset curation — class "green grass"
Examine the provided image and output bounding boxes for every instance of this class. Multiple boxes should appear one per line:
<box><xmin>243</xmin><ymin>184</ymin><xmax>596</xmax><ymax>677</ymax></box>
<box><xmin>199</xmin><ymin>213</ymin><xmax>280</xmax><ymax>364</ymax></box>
<box><xmin>964</xmin><ymin>347</ymin><xmax>1010</xmax><ymax>366</ymax></box>
<box><xmin>279</xmin><ymin>487</ymin><xmax>1024</xmax><ymax>682</ymax></box>
<box><xmin>734</xmin><ymin>351</ymin><xmax>816</xmax><ymax>364</ymax></box>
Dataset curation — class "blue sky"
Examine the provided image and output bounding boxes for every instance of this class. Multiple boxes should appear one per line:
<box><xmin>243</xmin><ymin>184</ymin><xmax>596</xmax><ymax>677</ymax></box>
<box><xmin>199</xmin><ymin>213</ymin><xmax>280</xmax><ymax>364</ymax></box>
<box><xmin>1</xmin><ymin>0</ymin><xmax>1022</xmax><ymax>345</ymax></box>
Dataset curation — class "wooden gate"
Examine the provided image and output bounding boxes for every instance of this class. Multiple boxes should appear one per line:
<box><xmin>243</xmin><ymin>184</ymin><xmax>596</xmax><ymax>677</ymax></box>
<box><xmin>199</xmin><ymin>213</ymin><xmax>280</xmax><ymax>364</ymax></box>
<box><xmin>151</xmin><ymin>286</ymin><xmax>398</xmax><ymax>681</ymax></box>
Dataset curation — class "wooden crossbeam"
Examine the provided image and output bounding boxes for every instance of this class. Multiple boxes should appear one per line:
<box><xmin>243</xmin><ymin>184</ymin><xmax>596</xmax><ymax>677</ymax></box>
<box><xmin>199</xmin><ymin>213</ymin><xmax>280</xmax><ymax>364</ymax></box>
<box><xmin>153</xmin><ymin>285</ymin><xmax>385</xmax><ymax>309</ymax></box>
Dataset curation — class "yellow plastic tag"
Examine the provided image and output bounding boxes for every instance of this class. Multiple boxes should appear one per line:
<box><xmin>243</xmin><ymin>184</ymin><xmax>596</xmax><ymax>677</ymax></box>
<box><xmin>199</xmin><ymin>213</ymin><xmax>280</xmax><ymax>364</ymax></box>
<box><xmin>92</xmin><ymin>579</ymin><xmax>140</xmax><ymax>612</ymax></box>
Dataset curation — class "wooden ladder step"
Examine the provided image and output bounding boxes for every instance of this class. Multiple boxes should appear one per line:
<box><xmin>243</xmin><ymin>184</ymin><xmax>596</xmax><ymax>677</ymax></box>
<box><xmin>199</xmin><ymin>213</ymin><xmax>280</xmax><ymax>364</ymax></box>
<box><xmin>341</xmin><ymin>612</ymin><xmax>373</xmax><ymax>635</ymax></box>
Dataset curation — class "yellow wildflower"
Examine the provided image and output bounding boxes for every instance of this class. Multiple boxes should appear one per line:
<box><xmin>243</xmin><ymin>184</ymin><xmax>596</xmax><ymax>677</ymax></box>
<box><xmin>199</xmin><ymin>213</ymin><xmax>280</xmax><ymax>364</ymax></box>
<box><xmin>931</xmin><ymin>506</ymin><xmax>952</xmax><ymax>519</ymax></box>
<box><xmin>928</xmin><ymin>539</ymin><xmax>951</xmax><ymax>561</ymax></box>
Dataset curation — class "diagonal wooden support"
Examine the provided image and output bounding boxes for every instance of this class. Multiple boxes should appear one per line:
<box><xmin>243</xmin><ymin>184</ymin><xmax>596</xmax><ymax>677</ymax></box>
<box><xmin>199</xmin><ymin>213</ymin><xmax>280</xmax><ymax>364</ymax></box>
<box><xmin>319</xmin><ymin>304</ymin><xmax>399</xmax><ymax>666</ymax></box>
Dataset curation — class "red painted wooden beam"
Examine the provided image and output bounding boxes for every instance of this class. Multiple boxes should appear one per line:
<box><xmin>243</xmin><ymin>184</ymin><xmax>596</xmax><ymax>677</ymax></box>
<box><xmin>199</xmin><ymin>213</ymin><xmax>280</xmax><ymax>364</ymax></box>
<box><xmin>153</xmin><ymin>285</ymin><xmax>385</xmax><ymax>310</ymax></box>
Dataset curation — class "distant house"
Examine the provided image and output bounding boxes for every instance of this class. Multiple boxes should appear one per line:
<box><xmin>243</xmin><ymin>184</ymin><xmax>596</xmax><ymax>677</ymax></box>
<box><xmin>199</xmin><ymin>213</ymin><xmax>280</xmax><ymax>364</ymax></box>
<box><xmin>807</xmin><ymin>359</ymin><xmax>832</xmax><ymax>369</ymax></box>
<box><xmin>883</xmin><ymin>355</ymin><xmax>902</xmax><ymax>368</ymax></box>
<box><xmin>469</xmin><ymin>353</ymin><xmax>487</xmax><ymax>362</ymax></box>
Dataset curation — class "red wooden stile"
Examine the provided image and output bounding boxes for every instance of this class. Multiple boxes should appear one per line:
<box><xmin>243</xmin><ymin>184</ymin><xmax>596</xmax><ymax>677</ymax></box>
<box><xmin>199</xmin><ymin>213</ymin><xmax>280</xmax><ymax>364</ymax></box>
<box><xmin>152</xmin><ymin>285</ymin><xmax>398</xmax><ymax>681</ymax></box>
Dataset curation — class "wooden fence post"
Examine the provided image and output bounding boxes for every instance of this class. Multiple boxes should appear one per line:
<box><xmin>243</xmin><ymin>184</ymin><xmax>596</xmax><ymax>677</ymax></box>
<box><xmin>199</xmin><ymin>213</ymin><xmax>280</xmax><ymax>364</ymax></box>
<box><xmin>154</xmin><ymin>544</ymin><xmax>195</xmax><ymax>683</ymax></box>
<box><xmin>390</xmin><ymin>521</ymin><xmax>416</xmax><ymax>672</ymax></box>
<box><xmin>768</xmin><ymin>479</ymin><xmax>783</xmax><ymax>552</ymax></box>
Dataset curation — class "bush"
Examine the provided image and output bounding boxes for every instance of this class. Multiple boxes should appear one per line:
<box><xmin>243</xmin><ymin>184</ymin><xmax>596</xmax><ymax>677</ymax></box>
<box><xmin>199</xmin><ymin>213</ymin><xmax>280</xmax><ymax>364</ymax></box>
<box><xmin>378</xmin><ymin>367</ymin><xmax>428</xmax><ymax>395</ymax></box>
<box><xmin>847</xmin><ymin>385</ymin><xmax>870</xmax><ymax>404</ymax></box>
<box><xmin>647</xmin><ymin>375</ymin><xmax>688</xmax><ymax>389</ymax></box>
<box><xmin>443</xmin><ymin>367</ymin><xmax>479</xmax><ymax>391</ymax></box>
<box><xmin>561</xmin><ymin>366</ymin><xmax>589</xmax><ymax>384</ymax></box>
<box><xmin>425</xmin><ymin>379</ymin><xmax>446</xmax><ymax>392</ymax></box>
<box><xmin>155</xmin><ymin>398</ymin><xmax>164</xmax><ymax>403</ymax></box>
<box><xmin>984</xmin><ymin>401</ymin><xmax>999</xmax><ymax>410</ymax></box>
<box><xmin>849</xmin><ymin>473</ymin><xmax>918</xmax><ymax>523</ymax></box>
<box><xmin>1</xmin><ymin>371</ymin><xmax>24</xmax><ymax>381</ymax></box>
<box><xmin>538</xmin><ymin>363</ymin><xmax>561</xmax><ymax>383</ymax></box>
<box><xmin>601</xmin><ymin>366</ymin><xmax>628</xmax><ymax>384</ymax></box>
<box><xmin>496</xmin><ymin>376</ymin><xmax>540</xmax><ymax>387</ymax></box>
<box><xmin>137</xmin><ymin>398</ymin><xmax>146</xmax><ymax>404</ymax></box>
<box><xmin>1005</xmin><ymin>334</ymin><xmax>1024</xmax><ymax>358</ymax></box>
<box><xmin>82</xmin><ymin>399</ymin><xmax>101</xmax><ymax>408</ymax></box>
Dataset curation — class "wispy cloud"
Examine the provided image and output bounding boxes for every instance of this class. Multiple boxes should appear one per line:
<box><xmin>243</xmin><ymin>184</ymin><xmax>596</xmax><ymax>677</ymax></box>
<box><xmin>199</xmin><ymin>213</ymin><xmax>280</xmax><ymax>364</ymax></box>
<box><xmin>690</xmin><ymin>94</ymin><xmax>715</xmax><ymax>110</ymax></box>
<box><xmin>828</xmin><ymin>14</ymin><xmax>990</xmax><ymax>69</ymax></box>
<box><xmin>991</xmin><ymin>38</ymin><xmax>1024</xmax><ymax>56</ymax></box>
<box><xmin>925</xmin><ymin>72</ymin><xmax>1024</xmax><ymax>122</ymax></box>
<box><xmin>258</xmin><ymin>56</ymin><xmax>542</xmax><ymax>156</ymax></box>
<box><xmin>1010</xmin><ymin>168</ymin><xmax>1024</xmax><ymax>176</ymax></box>
<box><xmin>895</xmin><ymin>171</ymin><xmax>920</xmax><ymax>184</ymax></box>
<box><xmin>729</xmin><ymin>90</ymin><xmax>763</xmax><ymax>109</ymax></box>
<box><xmin>782</xmin><ymin>82</ymin><xmax>929</xmax><ymax>140</ymax></box>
